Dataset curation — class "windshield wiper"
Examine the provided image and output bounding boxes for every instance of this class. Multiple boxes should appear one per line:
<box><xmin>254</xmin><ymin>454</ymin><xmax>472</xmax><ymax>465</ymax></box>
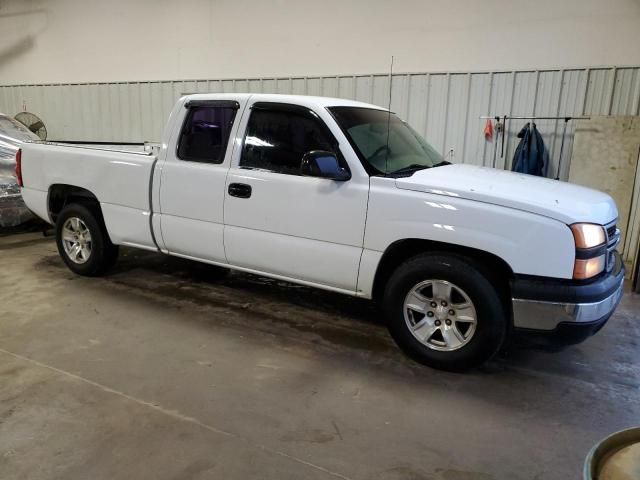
<box><xmin>432</xmin><ymin>160</ymin><xmax>451</xmax><ymax>167</ymax></box>
<box><xmin>386</xmin><ymin>160</ymin><xmax>451</xmax><ymax>177</ymax></box>
<box><xmin>388</xmin><ymin>164</ymin><xmax>431</xmax><ymax>176</ymax></box>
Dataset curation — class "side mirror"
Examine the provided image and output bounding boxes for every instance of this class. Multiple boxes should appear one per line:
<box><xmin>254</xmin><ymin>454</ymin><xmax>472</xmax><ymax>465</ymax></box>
<box><xmin>300</xmin><ymin>150</ymin><xmax>351</xmax><ymax>181</ymax></box>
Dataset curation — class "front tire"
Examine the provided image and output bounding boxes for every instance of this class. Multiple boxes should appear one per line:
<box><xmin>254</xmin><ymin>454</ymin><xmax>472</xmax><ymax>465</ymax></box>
<box><xmin>383</xmin><ymin>253</ymin><xmax>507</xmax><ymax>371</ymax></box>
<box><xmin>55</xmin><ymin>203</ymin><xmax>119</xmax><ymax>276</ymax></box>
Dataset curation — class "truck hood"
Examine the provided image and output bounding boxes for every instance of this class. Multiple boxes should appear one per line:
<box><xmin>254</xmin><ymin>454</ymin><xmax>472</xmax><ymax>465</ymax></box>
<box><xmin>395</xmin><ymin>164</ymin><xmax>618</xmax><ymax>225</ymax></box>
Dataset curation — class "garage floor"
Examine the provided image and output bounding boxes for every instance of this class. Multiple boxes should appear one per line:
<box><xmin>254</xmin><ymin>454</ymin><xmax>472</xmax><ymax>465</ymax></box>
<box><xmin>1</xmin><ymin>232</ymin><xmax>639</xmax><ymax>480</ymax></box>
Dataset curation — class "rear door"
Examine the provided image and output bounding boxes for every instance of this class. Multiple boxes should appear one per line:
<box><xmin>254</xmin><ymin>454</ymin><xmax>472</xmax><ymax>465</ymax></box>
<box><xmin>158</xmin><ymin>98</ymin><xmax>244</xmax><ymax>262</ymax></box>
<box><xmin>223</xmin><ymin>101</ymin><xmax>369</xmax><ymax>292</ymax></box>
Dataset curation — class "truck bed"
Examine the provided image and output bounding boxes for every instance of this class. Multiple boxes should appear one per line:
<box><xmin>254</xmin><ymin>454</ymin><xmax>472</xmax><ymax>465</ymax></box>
<box><xmin>20</xmin><ymin>141</ymin><xmax>159</xmax><ymax>249</ymax></box>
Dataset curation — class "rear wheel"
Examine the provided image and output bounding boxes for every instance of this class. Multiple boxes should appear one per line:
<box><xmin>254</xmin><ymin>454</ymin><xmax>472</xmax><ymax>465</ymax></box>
<box><xmin>55</xmin><ymin>203</ymin><xmax>119</xmax><ymax>276</ymax></box>
<box><xmin>383</xmin><ymin>253</ymin><xmax>507</xmax><ymax>371</ymax></box>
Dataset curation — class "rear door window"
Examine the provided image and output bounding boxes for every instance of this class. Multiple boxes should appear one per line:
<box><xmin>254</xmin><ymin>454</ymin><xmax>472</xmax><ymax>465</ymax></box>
<box><xmin>177</xmin><ymin>103</ymin><xmax>238</xmax><ymax>163</ymax></box>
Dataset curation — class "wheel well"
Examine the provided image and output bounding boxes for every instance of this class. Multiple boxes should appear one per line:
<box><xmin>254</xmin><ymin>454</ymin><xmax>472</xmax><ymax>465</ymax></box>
<box><xmin>48</xmin><ymin>184</ymin><xmax>101</xmax><ymax>223</ymax></box>
<box><xmin>371</xmin><ymin>239</ymin><xmax>514</xmax><ymax>304</ymax></box>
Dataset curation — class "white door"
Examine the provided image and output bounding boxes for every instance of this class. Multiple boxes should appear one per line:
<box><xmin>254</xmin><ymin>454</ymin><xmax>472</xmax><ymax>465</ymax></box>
<box><xmin>158</xmin><ymin>98</ymin><xmax>245</xmax><ymax>263</ymax></box>
<box><xmin>224</xmin><ymin>101</ymin><xmax>369</xmax><ymax>292</ymax></box>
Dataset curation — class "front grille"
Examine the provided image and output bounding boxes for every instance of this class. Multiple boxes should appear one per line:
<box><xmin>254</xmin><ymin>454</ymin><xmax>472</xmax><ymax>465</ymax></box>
<box><xmin>605</xmin><ymin>221</ymin><xmax>620</xmax><ymax>272</ymax></box>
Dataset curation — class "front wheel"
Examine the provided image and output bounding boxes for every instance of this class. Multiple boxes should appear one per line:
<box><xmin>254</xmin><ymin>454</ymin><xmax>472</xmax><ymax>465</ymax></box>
<box><xmin>55</xmin><ymin>203</ymin><xmax>119</xmax><ymax>276</ymax></box>
<box><xmin>383</xmin><ymin>253</ymin><xmax>507</xmax><ymax>371</ymax></box>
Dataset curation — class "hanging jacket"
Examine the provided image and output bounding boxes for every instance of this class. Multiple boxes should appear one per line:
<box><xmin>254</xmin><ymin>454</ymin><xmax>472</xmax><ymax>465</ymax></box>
<box><xmin>511</xmin><ymin>123</ymin><xmax>549</xmax><ymax>177</ymax></box>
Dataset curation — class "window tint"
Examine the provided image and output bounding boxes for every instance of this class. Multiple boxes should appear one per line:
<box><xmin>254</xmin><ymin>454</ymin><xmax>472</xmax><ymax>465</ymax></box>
<box><xmin>178</xmin><ymin>106</ymin><xmax>237</xmax><ymax>163</ymax></box>
<box><xmin>241</xmin><ymin>106</ymin><xmax>337</xmax><ymax>175</ymax></box>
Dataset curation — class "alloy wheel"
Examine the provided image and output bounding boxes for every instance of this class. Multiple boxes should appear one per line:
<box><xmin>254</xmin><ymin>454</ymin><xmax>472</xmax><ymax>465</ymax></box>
<box><xmin>403</xmin><ymin>279</ymin><xmax>477</xmax><ymax>351</ymax></box>
<box><xmin>61</xmin><ymin>217</ymin><xmax>93</xmax><ymax>264</ymax></box>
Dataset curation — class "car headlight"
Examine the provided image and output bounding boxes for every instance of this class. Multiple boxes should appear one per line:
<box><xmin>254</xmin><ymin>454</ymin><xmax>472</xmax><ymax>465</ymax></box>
<box><xmin>570</xmin><ymin>223</ymin><xmax>606</xmax><ymax>279</ymax></box>
<box><xmin>573</xmin><ymin>255</ymin><xmax>606</xmax><ymax>280</ymax></box>
<box><xmin>570</xmin><ymin>223</ymin><xmax>606</xmax><ymax>249</ymax></box>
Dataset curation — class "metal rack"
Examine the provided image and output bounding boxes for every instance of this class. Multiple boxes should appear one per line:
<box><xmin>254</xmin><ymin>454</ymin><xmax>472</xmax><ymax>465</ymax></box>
<box><xmin>480</xmin><ymin>115</ymin><xmax>591</xmax><ymax>179</ymax></box>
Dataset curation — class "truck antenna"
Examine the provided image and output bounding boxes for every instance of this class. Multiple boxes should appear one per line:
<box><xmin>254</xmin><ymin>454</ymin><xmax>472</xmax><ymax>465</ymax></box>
<box><xmin>385</xmin><ymin>55</ymin><xmax>394</xmax><ymax>175</ymax></box>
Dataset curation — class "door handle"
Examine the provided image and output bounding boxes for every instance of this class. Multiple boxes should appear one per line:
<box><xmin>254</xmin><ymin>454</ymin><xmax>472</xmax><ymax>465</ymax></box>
<box><xmin>228</xmin><ymin>183</ymin><xmax>252</xmax><ymax>199</ymax></box>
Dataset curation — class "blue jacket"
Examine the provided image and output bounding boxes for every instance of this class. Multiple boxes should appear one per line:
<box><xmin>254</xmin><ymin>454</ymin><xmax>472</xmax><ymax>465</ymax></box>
<box><xmin>511</xmin><ymin>123</ymin><xmax>549</xmax><ymax>177</ymax></box>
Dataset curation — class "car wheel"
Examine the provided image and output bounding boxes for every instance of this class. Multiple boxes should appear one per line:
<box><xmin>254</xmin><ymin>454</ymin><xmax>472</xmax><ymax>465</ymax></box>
<box><xmin>55</xmin><ymin>203</ymin><xmax>119</xmax><ymax>276</ymax></box>
<box><xmin>383</xmin><ymin>253</ymin><xmax>507</xmax><ymax>371</ymax></box>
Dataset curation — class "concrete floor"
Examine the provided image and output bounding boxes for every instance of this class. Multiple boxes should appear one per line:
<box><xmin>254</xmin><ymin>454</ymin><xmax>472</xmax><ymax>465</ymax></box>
<box><xmin>1</xmin><ymin>232</ymin><xmax>639</xmax><ymax>480</ymax></box>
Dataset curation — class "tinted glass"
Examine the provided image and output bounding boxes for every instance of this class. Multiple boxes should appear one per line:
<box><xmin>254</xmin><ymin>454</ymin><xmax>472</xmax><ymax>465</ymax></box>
<box><xmin>178</xmin><ymin>106</ymin><xmax>237</xmax><ymax>163</ymax></box>
<box><xmin>329</xmin><ymin>107</ymin><xmax>444</xmax><ymax>175</ymax></box>
<box><xmin>241</xmin><ymin>108</ymin><xmax>336</xmax><ymax>175</ymax></box>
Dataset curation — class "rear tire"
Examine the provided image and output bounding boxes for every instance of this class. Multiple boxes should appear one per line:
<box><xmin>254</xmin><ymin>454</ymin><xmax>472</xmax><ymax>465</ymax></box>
<box><xmin>55</xmin><ymin>203</ymin><xmax>119</xmax><ymax>276</ymax></box>
<box><xmin>383</xmin><ymin>253</ymin><xmax>507</xmax><ymax>371</ymax></box>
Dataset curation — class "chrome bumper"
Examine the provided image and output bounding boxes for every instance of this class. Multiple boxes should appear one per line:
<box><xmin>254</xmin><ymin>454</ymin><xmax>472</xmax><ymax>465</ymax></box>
<box><xmin>512</xmin><ymin>280</ymin><xmax>624</xmax><ymax>331</ymax></box>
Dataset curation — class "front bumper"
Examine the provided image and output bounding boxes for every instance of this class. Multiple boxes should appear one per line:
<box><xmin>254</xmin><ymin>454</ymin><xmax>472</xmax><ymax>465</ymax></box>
<box><xmin>511</xmin><ymin>252</ymin><xmax>625</xmax><ymax>345</ymax></box>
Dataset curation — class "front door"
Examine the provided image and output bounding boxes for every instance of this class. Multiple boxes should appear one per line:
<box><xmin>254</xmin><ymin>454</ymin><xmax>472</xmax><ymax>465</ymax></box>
<box><xmin>223</xmin><ymin>101</ymin><xmax>369</xmax><ymax>292</ymax></box>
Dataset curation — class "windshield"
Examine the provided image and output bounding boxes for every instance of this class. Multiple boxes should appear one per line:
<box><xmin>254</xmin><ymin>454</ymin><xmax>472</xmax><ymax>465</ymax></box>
<box><xmin>328</xmin><ymin>107</ymin><xmax>444</xmax><ymax>176</ymax></box>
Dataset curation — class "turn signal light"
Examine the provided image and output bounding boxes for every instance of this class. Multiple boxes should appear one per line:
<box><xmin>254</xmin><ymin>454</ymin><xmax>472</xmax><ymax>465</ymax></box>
<box><xmin>570</xmin><ymin>223</ymin><xmax>606</xmax><ymax>249</ymax></box>
<box><xmin>573</xmin><ymin>255</ymin><xmax>605</xmax><ymax>280</ymax></box>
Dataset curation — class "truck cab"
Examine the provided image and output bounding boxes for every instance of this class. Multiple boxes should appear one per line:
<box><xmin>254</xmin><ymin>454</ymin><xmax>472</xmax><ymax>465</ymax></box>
<box><xmin>156</xmin><ymin>94</ymin><xmax>372</xmax><ymax>293</ymax></box>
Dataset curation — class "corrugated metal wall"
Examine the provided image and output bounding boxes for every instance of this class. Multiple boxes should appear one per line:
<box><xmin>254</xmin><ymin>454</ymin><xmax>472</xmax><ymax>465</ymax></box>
<box><xmin>1</xmin><ymin>66</ymin><xmax>639</xmax><ymax>180</ymax></box>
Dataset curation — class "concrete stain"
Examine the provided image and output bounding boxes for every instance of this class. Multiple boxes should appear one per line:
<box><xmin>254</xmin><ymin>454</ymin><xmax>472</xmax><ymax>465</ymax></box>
<box><xmin>281</xmin><ymin>428</ymin><xmax>336</xmax><ymax>444</ymax></box>
<box><xmin>0</xmin><ymin>236</ymin><xmax>51</xmax><ymax>251</ymax></box>
<box><xmin>169</xmin><ymin>459</ymin><xmax>218</xmax><ymax>480</ymax></box>
<box><xmin>0</xmin><ymin>406</ymin><xmax>16</xmax><ymax>425</ymax></box>
<box><xmin>380</xmin><ymin>466</ymin><xmax>494</xmax><ymax>480</ymax></box>
<box><xmin>434</xmin><ymin>469</ymin><xmax>494</xmax><ymax>480</ymax></box>
<box><xmin>40</xmin><ymin>250</ymin><xmax>398</xmax><ymax>358</ymax></box>
<box><xmin>0</xmin><ymin>365</ymin><xmax>28</xmax><ymax>377</ymax></box>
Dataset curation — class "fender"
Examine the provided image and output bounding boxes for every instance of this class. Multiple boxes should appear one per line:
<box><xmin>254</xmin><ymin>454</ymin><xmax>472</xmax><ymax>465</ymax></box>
<box><xmin>356</xmin><ymin>177</ymin><xmax>576</xmax><ymax>298</ymax></box>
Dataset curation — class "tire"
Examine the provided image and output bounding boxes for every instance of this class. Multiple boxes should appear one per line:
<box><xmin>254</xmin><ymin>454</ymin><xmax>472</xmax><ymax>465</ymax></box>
<box><xmin>383</xmin><ymin>253</ymin><xmax>507</xmax><ymax>371</ymax></box>
<box><xmin>55</xmin><ymin>203</ymin><xmax>119</xmax><ymax>277</ymax></box>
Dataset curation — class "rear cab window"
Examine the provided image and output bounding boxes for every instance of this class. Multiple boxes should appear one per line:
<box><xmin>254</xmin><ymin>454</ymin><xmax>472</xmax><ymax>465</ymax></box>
<box><xmin>177</xmin><ymin>100</ymin><xmax>239</xmax><ymax>164</ymax></box>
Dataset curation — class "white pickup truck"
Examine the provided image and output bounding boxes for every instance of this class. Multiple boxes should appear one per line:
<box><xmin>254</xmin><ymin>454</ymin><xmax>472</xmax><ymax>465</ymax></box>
<box><xmin>17</xmin><ymin>94</ymin><xmax>624</xmax><ymax>370</ymax></box>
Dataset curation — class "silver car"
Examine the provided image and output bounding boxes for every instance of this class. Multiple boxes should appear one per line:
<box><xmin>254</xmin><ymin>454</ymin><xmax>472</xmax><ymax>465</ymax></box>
<box><xmin>0</xmin><ymin>114</ymin><xmax>40</xmax><ymax>227</ymax></box>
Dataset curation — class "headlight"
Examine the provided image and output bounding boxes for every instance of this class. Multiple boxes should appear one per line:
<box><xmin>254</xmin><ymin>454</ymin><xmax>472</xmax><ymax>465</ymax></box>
<box><xmin>573</xmin><ymin>255</ymin><xmax>606</xmax><ymax>280</ymax></box>
<box><xmin>570</xmin><ymin>223</ymin><xmax>606</xmax><ymax>249</ymax></box>
<box><xmin>570</xmin><ymin>223</ymin><xmax>607</xmax><ymax>279</ymax></box>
